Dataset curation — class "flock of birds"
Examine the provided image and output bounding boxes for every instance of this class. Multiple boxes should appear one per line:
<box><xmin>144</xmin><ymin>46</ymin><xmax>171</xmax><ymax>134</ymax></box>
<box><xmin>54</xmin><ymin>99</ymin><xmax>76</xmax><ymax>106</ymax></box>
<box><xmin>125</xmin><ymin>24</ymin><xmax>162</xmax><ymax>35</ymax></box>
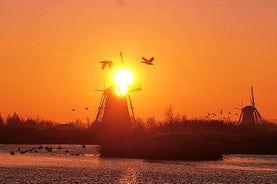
<box><xmin>70</xmin><ymin>107</ymin><xmax>89</xmax><ymax>112</ymax></box>
<box><xmin>9</xmin><ymin>144</ymin><xmax>88</xmax><ymax>156</ymax></box>
<box><xmin>100</xmin><ymin>56</ymin><xmax>154</xmax><ymax>70</ymax></box>
<box><xmin>204</xmin><ymin>109</ymin><xmax>239</xmax><ymax>120</ymax></box>
<box><xmin>207</xmin><ymin>109</ymin><xmax>239</xmax><ymax>117</ymax></box>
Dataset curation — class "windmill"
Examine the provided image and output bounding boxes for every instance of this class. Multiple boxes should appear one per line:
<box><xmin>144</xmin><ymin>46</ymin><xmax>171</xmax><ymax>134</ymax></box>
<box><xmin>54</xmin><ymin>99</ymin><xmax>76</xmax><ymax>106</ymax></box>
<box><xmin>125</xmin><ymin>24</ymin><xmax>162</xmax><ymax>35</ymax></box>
<box><xmin>94</xmin><ymin>52</ymin><xmax>141</xmax><ymax>131</ymax></box>
<box><xmin>238</xmin><ymin>87</ymin><xmax>262</xmax><ymax>126</ymax></box>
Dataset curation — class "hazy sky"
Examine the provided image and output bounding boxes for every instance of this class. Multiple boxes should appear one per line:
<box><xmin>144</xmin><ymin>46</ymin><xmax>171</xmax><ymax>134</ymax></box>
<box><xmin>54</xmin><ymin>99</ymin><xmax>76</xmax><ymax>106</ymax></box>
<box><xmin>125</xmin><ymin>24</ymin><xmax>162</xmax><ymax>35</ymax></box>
<box><xmin>0</xmin><ymin>0</ymin><xmax>277</xmax><ymax>123</ymax></box>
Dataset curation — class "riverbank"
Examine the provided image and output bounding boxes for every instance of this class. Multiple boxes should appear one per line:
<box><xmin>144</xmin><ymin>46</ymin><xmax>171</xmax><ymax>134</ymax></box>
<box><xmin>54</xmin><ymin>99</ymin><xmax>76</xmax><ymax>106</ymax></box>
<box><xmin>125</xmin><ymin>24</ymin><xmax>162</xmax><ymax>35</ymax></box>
<box><xmin>1</xmin><ymin>116</ymin><xmax>277</xmax><ymax>160</ymax></box>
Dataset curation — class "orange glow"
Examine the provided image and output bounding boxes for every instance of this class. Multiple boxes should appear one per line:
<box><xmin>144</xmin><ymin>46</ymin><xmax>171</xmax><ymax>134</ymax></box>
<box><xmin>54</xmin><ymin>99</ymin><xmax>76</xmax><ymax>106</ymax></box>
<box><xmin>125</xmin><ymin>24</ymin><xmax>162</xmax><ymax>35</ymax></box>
<box><xmin>0</xmin><ymin>1</ymin><xmax>277</xmax><ymax>123</ymax></box>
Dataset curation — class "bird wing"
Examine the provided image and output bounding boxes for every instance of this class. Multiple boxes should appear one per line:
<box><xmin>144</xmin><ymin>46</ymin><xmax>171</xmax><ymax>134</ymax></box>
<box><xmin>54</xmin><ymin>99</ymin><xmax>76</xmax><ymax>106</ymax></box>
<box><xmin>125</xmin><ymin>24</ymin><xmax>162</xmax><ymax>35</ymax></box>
<box><xmin>101</xmin><ymin>62</ymin><xmax>107</xmax><ymax>70</ymax></box>
<box><xmin>142</xmin><ymin>57</ymin><xmax>148</xmax><ymax>62</ymax></box>
<box><xmin>149</xmin><ymin>57</ymin><xmax>154</xmax><ymax>62</ymax></box>
<box><xmin>100</xmin><ymin>61</ymin><xmax>113</xmax><ymax>69</ymax></box>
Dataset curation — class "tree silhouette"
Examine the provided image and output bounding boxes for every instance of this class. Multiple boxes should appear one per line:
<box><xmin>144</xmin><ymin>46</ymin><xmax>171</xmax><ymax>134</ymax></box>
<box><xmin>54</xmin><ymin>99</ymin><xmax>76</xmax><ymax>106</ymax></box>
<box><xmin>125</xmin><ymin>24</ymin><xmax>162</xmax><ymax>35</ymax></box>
<box><xmin>0</xmin><ymin>113</ymin><xmax>4</xmax><ymax>126</ymax></box>
<box><xmin>6</xmin><ymin>112</ymin><xmax>22</xmax><ymax>127</ymax></box>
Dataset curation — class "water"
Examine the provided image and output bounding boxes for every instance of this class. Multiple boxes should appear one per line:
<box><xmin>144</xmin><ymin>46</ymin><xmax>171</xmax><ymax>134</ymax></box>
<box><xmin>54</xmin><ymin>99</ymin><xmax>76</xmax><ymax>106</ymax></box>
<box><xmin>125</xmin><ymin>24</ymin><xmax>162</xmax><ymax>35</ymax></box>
<box><xmin>1</xmin><ymin>144</ymin><xmax>277</xmax><ymax>183</ymax></box>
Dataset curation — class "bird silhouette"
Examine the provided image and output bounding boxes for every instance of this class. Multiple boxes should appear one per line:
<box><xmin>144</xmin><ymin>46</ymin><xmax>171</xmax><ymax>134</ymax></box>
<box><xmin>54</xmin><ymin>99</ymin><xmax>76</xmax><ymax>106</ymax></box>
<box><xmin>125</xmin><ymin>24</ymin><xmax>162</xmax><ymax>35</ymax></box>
<box><xmin>141</xmin><ymin>57</ymin><xmax>154</xmax><ymax>65</ymax></box>
<box><xmin>100</xmin><ymin>60</ymin><xmax>113</xmax><ymax>70</ymax></box>
<box><xmin>71</xmin><ymin>108</ymin><xmax>76</xmax><ymax>112</ymax></box>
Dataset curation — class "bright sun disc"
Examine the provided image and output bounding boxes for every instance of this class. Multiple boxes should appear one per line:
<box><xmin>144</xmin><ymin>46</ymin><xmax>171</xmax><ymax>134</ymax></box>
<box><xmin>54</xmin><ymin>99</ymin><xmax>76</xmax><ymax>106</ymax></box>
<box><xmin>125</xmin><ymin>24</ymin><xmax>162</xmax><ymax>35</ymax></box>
<box><xmin>114</xmin><ymin>69</ymin><xmax>134</xmax><ymax>96</ymax></box>
<box><xmin>114</xmin><ymin>69</ymin><xmax>134</xmax><ymax>86</ymax></box>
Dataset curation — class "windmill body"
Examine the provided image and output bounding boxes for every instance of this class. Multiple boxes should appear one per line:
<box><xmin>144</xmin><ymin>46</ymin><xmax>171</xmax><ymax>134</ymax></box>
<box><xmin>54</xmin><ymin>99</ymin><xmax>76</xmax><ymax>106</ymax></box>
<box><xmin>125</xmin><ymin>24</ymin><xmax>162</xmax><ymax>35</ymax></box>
<box><xmin>238</xmin><ymin>105</ymin><xmax>262</xmax><ymax>126</ymax></box>
<box><xmin>238</xmin><ymin>87</ymin><xmax>263</xmax><ymax>126</ymax></box>
<box><xmin>95</xmin><ymin>86</ymin><xmax>132</xmax><ymax>131</ymax></box>
<box><xmin>93</xmin><ymin>85</ymin><xmax>135</xmax><ymax>152</ymax></box>
<box><xmin>94</xmin><ymin>52</ymin><xmax>140</xmax><ymax>135</ymax></box>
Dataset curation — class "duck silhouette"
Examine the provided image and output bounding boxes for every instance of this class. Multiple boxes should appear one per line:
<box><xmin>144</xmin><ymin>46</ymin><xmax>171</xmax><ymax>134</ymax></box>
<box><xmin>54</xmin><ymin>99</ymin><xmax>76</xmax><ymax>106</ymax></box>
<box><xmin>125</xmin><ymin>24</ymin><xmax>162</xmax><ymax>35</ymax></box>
<box><xmin>141</xmin><ymin>57</ymin><xmax>154</xmax><ymax>65</ymax></box>
<box><xmin>100</xmin><ymin>60</ymin><xmax>113</xmax><ymax>69</ymax></box>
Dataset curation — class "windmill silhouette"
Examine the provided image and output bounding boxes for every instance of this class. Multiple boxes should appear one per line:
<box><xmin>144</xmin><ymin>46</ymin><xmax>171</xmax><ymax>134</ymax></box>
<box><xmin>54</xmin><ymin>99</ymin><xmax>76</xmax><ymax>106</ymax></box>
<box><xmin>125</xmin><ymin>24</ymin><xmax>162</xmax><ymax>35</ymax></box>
<box><xmin>238</xmin><ymin>87</ymin><xmax>262</xmax><ymax>126</ymax></box>
<box><xmin>95</xmin><ymin>52</ymin><xmax>141</xmax><ymax>130</ymax></box>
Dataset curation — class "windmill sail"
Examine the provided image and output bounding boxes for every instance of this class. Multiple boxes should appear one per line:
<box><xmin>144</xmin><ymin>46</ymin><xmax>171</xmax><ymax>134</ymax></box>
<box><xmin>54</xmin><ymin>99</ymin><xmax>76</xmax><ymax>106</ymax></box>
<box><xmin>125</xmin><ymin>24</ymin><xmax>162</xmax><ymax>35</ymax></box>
<box><xmin>250</xmin><ymin>86</ymin><xmax>255</xmax><ymax>107</ymax></box>
<box><xmin>120</xmin><ymin>51</ymin><xmax>124</xmax><ymax>66</ymax></box>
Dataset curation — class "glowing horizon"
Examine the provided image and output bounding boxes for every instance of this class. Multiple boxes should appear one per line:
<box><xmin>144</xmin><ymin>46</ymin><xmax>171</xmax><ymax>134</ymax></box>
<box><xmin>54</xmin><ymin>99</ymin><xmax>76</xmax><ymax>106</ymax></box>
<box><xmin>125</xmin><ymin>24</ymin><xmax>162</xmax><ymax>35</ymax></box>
<box><xmin>0</xmin><ymin>0</ymin><xmax>277</xmax><ymax>123</ymax></box>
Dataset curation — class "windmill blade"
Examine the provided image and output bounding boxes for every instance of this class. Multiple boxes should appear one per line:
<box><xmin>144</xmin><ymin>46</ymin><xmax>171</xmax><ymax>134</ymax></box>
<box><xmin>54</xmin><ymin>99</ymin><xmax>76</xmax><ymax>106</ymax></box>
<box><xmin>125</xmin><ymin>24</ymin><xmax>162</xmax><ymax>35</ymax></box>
<box><xmin>120</xmin><ymin>51</ymin><xmax>124</xmax><ymax>66</ymax></box>
<box><xmin>255</xmin><ymin>109</ymin><xmax>262</xmax><ymax>119</ymax></box>
<box><xmin>130</xmin><ymin>87</ymin><xmax>142</xmax><ymax>92</ymax></box>
<box><xmin>128</xmin><ymin>95</ymin><xmax>136</xmax><ymax>122</ymax></box>
<box><xmin>238</xmin><ymin>111</ymin><xmax>243</xmax><ymax>124</ymax></box>
<box><xmin>251</xmin><ymin>86</ymin><xmax>255</xmax><ymax>107</ymax></box>
<box><xmin>94</xmin><ymin>89</ymin><xmax>105</xmax><ymax>92</ymax></box>
<box><xmin>95</xmin><ymin>92</ymin><xmax>107</xmax><ymax>123</ymax></box>
<box><xmin>129</xmin><ymin>86</ymin><xmax>142</xmax><ymax>92</ymax></box>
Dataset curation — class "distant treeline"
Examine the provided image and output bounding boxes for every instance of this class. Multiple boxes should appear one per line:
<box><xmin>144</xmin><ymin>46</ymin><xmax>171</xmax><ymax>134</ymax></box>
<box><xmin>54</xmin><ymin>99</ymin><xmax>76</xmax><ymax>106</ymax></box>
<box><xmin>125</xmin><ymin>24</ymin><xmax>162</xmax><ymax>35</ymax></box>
<box><xmin>0</xmin><ymin>113</ymin><xmax>92</xmax><ymax>144</ymax></box>
<box><xmin>1</xmin><ymin>112</ymin><xmax>277</xmax><ymax>155</ymax></box>
<box><xmin>134</xmin><ymin>117</ymin><xmax>277</xmax><ymax>155</ymax></box>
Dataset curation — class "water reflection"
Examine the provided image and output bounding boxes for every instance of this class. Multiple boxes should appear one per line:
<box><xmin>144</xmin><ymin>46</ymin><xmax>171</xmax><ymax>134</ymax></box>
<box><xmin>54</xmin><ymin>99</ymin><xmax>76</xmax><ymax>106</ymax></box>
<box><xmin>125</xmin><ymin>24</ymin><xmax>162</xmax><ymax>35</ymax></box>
<box><xmin>119</xmin><ymin>167</ymin><xmax>137</xmax><ymax>183</ymax></box>
<box><xmin>0</xmin><ymin>144</ymin><xmax>277</xmax><ymax>183</ymax></box>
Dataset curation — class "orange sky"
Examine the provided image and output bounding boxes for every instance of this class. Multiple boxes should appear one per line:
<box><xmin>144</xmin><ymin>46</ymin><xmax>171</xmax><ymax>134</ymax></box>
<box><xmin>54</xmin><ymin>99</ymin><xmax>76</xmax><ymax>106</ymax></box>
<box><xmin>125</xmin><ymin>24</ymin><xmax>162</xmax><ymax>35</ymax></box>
<box><xmin>0</xmin><ymin>0</ymin><xmax>277</xmax><ymax>123</ymax></box>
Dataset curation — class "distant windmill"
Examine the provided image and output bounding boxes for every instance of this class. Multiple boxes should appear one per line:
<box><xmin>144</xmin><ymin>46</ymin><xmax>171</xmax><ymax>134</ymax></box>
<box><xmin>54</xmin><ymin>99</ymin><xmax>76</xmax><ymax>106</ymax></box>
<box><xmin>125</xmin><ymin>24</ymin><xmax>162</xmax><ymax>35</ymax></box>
<box><xmin>238</xmin><ymin>87</ymin><xmax>263</xmax><ymax>126</ymax></box>
<box><xmin>95</xmin><ymin>52</ymin><xmax>141</xmax><ymax>128</ymax></box>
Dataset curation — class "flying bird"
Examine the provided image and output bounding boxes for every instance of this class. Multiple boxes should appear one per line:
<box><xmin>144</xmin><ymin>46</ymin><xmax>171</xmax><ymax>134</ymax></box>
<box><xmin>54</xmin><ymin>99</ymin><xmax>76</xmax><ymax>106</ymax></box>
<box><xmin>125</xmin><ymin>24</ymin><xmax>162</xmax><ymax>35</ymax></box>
<box><xmin>141</xmin><ymin>57</ymin><xmax>154</xmax><ymax>65</ymax></box>
<box><xmin>71</xmin><ymin>108</ymin><xmax>76</xmax><ymax>112</ymax></box>
<box><xmin>100</xmin><ymin>60</ymin><xmax>113</xmax><ymax>70</ymax></box>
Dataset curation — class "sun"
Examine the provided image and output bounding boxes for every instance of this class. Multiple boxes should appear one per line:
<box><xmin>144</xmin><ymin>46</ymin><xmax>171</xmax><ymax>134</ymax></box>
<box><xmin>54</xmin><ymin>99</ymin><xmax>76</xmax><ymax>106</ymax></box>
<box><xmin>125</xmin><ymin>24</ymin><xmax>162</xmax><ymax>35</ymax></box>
<box><xmin>114</xmin><ymin>69</ymin><xmax>134</xmax><ymax>86</ymax></box>
<box><xmin>113</xmin><ymin>69</ymin><xmax>134</xmax><ymax>96</ymax></box>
